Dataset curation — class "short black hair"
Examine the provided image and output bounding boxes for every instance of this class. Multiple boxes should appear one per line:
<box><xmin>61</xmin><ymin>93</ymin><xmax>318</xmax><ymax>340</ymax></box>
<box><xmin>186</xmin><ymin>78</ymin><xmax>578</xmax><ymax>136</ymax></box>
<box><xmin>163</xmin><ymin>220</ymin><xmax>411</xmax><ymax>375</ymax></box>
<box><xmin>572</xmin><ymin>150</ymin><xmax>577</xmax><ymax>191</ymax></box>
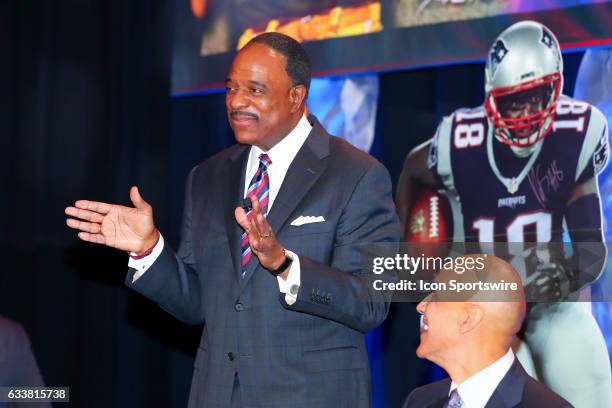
<box><xmin>247</xmin><ymin>32</ymin><xmax>311</xmax><ymax>94</ymax></box>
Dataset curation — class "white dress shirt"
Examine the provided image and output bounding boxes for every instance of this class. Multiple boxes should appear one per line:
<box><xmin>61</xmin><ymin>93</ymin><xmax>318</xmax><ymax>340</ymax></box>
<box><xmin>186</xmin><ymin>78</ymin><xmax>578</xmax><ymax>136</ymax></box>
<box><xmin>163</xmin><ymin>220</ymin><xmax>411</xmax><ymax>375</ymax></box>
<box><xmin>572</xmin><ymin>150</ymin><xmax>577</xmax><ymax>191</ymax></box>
<box><xmin>448</xmin><ymin>348</ymin><xmax>515</xmax><ymax>408</ymax></box>
<box><xmin>129</xmin><ymin>114</ymin><xmax>313</xmax><ymax>305</ymax></box>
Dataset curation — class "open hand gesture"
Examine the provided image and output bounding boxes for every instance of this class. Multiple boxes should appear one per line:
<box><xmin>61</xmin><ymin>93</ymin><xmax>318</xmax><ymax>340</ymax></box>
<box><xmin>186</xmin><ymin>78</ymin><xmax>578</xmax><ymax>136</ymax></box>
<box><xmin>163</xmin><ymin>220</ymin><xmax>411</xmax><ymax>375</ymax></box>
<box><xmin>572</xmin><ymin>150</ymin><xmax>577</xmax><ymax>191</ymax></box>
<box><xmin>65</xmin><ymin>186</ymin><xmax>157</xmax><ymax>254</ymax></box>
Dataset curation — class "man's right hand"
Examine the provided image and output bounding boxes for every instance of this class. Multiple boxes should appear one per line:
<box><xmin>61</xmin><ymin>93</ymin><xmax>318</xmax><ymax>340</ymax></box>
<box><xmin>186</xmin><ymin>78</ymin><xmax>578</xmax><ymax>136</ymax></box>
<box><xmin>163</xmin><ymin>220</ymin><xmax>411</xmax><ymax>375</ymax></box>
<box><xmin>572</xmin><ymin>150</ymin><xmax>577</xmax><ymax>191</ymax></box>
<box><xmin>65</xmin><ymin>186</ymin><xmax>157</xmax><ymax>255</ymax></box>
<box><xmin>525</xmin><ymin>261</ymin><xmax>573</xmax><ymax>302</ymax></box>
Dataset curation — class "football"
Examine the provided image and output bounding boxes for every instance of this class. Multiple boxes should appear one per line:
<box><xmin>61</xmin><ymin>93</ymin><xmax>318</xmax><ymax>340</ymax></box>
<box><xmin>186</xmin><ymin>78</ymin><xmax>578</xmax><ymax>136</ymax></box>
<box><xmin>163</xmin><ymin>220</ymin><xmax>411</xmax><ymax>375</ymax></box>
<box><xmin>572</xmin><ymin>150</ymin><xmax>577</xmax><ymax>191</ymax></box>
<box><xmin>405</xmin><ymin>187</ymin><xmax>453</xmax><ymax>244</ymax></box>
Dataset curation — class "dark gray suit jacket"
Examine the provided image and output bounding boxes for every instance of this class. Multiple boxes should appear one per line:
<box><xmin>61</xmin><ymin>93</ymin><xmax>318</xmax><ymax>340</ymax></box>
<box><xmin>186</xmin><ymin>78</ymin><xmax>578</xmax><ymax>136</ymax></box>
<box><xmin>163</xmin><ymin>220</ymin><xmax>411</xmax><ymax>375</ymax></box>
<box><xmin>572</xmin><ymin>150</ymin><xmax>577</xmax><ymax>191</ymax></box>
<box><xmin>403</xmin><ymin>360</ymin><xmax>573</xmax><ymax>408</ymax></box>
<box><xmin>0</xmin><ymin>317</ymin><xmax>50</xmax><ymax>408</ymax></box>
<box><xmin>126</xmin><ymin>115</ymin><xmax>400</xmax><ymax>408</ymax></box>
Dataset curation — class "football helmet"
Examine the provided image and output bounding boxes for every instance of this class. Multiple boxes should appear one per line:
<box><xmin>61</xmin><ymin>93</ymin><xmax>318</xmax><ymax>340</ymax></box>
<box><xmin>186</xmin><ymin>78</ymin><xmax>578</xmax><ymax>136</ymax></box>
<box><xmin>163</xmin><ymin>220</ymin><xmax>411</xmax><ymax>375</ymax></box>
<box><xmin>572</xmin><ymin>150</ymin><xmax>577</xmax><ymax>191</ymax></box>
<box><xmin>485</xmin><ymin>21</ymin><xmax>563</xmax><ymax>148</ymax></box>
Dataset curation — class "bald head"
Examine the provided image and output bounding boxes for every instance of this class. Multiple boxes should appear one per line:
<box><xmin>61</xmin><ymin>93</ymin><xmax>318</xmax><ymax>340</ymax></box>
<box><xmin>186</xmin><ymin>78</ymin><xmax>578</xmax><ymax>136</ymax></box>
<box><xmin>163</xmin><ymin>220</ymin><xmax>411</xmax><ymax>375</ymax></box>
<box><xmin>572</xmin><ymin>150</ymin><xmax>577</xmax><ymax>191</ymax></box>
<box><xmin>477</xmin><ymin>255</ymin><xmax>526</xmax><ymax>337</ymax></box>
<box><xmin>416</xmin><ymin>255</ymin><xmax>526</xmax><ymax>381</ymax></box>
<box><xmin>435</xmin><ymin>254</ymin><xmax>525</xmax><ymax>338</ymax></box>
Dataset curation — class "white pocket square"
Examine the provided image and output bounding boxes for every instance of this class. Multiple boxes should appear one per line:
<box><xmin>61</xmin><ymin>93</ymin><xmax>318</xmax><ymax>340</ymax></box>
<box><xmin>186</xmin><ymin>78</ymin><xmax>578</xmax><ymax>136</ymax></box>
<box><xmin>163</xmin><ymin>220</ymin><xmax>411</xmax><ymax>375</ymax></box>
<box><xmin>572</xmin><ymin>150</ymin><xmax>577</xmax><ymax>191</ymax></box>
<box><xmin>290</xmin><ymin>215</ymin><xmax>325</xmax><ymax>226</ymax></box>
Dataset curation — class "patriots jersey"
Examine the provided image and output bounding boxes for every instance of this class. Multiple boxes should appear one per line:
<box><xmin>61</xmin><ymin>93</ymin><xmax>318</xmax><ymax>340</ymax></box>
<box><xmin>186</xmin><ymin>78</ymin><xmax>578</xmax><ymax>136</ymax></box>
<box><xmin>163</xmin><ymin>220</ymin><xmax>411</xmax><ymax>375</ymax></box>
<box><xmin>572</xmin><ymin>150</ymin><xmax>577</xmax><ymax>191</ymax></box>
<box><xmin>428</xmin><ymin>96</ymin><xmax>608</xmax><ymax>274</ymax></box>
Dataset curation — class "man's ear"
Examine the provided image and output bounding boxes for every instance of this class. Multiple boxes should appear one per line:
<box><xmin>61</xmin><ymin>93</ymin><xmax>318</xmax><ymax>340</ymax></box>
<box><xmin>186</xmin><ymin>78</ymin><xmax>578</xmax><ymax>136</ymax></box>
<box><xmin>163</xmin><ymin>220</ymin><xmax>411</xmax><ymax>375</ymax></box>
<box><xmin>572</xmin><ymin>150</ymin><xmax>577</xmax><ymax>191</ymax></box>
<box><xmin>458</xmin><ymin>304</ymin><xmax>484</xmax><ymax>334</ymax></box>
<box><xmin>289</xmin><ymin>85</ymin><xmax>307</xmax><ymax>113</ymax></box>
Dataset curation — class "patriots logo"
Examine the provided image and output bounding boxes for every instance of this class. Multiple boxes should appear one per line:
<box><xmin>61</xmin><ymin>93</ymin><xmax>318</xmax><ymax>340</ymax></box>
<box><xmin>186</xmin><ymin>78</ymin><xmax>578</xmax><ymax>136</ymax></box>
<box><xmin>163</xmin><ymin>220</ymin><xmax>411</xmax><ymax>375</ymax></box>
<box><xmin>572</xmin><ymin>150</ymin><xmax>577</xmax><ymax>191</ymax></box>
<box><xmin>490</xmin><ymin>40</ymin><xmax>508</xmax><ymax>75</ymax></box>
<box><xmin>540</xmin><ymin>26</ymin><xmax>561</xmax><ymax>70</ymax></box>
<box><xmin>541</xmin><ymin>26</ymin><xmax>555</xmax><ymax>50</ymax></box>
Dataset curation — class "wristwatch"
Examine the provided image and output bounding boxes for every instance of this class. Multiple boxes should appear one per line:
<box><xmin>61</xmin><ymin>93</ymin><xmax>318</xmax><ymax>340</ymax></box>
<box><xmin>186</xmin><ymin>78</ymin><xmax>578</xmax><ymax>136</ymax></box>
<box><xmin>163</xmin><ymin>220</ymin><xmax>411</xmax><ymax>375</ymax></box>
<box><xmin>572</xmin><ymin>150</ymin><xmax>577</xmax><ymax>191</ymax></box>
<box><xmin>268</xmin><ymin>248</ymin><xmax>293</xmax><ymax>276</ymax></box>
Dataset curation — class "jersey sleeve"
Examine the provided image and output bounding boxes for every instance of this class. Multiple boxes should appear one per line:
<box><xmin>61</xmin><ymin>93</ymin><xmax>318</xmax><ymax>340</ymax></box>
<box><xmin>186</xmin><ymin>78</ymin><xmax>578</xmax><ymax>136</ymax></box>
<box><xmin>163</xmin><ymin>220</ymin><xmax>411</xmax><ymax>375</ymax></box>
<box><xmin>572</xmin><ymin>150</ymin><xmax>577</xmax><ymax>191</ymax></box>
<box><xmin>575</xmin><ymin>105</ymin><xmax>609</xmax><ymax>184</ymax></box>
<box><xmin>427</xmin><ymin>115</ymin><xmax>455</xmax><ymax>190</ymax></box>
<box><xmin>427</xmin><ymin>114</ymin><xmax>455</xmax><ymax>190</ymax></box>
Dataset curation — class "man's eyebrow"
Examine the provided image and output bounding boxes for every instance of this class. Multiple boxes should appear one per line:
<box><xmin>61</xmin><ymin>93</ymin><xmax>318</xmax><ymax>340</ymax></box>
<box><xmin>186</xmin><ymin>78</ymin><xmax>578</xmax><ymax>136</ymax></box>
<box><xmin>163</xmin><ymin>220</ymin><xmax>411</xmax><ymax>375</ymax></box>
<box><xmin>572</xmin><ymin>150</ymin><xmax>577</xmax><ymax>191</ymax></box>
<box><xmin>224</xmin><ymin>79</ymin><xmax>266</xmax><ymax>89</ymax></box>
<box><xmin>247</xmin><ymin>80</ymin><xmax>266</xmax><ymax>89</ymax></box>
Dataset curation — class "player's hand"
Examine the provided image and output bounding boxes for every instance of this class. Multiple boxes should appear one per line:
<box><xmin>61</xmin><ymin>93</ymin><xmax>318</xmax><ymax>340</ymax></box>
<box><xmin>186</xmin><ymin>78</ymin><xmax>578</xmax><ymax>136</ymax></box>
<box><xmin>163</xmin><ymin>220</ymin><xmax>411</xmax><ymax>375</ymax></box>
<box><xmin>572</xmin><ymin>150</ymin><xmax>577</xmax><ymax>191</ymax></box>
<box><xmin>65</xmin><ymin>186</ymin><xmax>157</xmax><ymax>254</ymax></box>
<box><xmin>525</xmin><ymin>262</ymin><xmax>573</xmax><ymax>302</ymax></box>
<box><xmin>235</xmin><ymin>196</ymin><xmax>286</xmax><ymax>275</ymax></box>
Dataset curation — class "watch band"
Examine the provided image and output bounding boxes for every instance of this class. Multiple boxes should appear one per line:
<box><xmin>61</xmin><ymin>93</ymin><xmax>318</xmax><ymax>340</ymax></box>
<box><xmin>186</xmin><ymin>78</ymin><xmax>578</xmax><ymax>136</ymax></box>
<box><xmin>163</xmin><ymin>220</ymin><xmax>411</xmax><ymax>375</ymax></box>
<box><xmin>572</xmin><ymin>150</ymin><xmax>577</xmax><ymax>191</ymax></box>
<box><xmin>269</xmin><ymin>249</ymin><xmax>293</xmax><ymax>276</ymax></box>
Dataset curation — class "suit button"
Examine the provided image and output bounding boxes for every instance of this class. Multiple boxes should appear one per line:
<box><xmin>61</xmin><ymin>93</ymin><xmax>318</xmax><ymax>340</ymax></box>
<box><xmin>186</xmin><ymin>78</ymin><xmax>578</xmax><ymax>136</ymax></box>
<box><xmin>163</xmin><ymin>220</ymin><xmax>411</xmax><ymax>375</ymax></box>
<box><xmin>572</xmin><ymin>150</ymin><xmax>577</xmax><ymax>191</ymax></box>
<box><xmin>227</xmin><ymin>352</ymin><xmax>235</xmax><ymax>362</ymax></box>
<box><xmin>235</xmin><ymin>302</ymin><xmax>244</xmax><ymax>312</ymax></box>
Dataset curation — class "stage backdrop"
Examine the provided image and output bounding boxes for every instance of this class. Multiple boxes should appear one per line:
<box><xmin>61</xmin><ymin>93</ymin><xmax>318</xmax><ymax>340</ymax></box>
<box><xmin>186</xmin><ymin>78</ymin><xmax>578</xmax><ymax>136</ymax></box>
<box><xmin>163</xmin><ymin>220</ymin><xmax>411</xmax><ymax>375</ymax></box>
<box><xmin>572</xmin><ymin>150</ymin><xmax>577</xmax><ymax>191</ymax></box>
<box><xmin>575</xmin><ymin>48</ymin><xmax>612</xmax><ymax>358</ymax></box>
<box><xmin>171</xmin><ymin>0</ymin><xmax>612</xmax><ymax>93</ymax></box>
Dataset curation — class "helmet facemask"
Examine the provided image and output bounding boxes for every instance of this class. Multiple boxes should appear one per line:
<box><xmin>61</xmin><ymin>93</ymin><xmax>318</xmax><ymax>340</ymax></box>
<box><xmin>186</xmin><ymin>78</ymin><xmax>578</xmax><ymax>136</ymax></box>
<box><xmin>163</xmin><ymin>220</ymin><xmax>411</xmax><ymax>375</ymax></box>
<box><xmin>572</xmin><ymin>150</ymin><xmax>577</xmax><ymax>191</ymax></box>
<box><xmin>484</xmin><ymin>21</ymin><xmax>564</xmax><ymax>153</ymax></box>
<box><xmin>485</xmin><ymin>72</ymin><xmax>562</xmax><ymax>148</ymax></box>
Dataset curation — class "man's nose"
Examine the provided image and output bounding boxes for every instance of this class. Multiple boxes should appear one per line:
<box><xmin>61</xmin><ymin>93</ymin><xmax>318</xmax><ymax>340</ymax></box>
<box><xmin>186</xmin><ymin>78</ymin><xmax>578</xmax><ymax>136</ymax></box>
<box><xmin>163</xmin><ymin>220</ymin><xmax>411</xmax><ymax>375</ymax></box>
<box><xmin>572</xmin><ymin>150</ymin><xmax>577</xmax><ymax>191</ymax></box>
<box><xmin>416</xmin><ymin>297</ymin><xmax>429</xmax><ymax>314</ymax></box>
<box><xmin>228</xmin><ymin>89</ymin><xmax>249</xmax><ymax>111</ymax></box>
<box><xmin>520</xmin><ymin>104</ymin><xmax>535</xmax><ymax>117</ymax></box>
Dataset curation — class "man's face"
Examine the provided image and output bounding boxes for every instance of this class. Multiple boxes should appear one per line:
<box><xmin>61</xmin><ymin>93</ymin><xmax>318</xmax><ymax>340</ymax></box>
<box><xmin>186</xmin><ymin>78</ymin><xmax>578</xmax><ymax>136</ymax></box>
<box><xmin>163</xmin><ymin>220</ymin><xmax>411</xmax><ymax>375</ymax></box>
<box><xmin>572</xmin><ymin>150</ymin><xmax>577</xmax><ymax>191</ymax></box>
<box><xmin>497</xmin><ymin>85</ymin><xmax>549</xmax><ymax>139</ymax></box>
<box><xmin>225</xmin><ymin>43</ymin><xmax>298</xmax><ymax>150</ymax></box>
<box><xmin>415</xmin><ymin>292</ymin><xmax>463</xmax><ymax>362</ymax></box>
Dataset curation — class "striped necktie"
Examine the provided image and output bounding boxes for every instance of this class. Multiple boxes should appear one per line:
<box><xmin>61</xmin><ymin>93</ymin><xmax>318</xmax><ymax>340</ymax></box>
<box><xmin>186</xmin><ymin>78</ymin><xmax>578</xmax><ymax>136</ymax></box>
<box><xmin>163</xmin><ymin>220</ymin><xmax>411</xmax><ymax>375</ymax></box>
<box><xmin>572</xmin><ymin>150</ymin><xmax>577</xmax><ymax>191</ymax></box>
<box><xmin>240</xmin><ymin>153</ymin><xmax>271</xmax><ymax>277</ymax></box>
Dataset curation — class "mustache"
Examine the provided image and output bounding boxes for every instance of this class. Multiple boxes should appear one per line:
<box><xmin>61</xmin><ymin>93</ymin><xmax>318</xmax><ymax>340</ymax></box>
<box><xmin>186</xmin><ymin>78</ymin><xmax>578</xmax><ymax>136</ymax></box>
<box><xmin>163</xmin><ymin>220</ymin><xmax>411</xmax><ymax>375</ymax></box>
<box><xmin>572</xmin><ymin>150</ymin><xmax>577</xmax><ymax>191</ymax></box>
<box><xmin>230</xmin><ymin>111</ymin><xmax>259</xmax><ymax>120</ymax></box>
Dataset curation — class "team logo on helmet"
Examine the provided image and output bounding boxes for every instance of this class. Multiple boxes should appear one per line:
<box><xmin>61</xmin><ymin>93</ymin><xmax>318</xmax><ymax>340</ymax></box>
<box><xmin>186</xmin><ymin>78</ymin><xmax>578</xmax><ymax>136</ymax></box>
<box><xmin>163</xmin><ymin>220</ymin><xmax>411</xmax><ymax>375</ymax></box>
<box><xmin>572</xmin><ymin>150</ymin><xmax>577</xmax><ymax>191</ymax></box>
<box><xmin>484</xmin><ymin>21</ymin><xmax>564</xmax><ymax>148</ymax></box>
<box><xmin>489</xmin><ymin>39</ymin><xmax>508</xmax><ymax>76</ymax></box>
<box><xmin>540</xmin><ymin>26</ymin><xmax>561</xmax><ymax>71</ymax></box>
<box><xmin>540</xmin><ymin>26</ymin><xmax>555</xmax><ymax>50</ymax></box>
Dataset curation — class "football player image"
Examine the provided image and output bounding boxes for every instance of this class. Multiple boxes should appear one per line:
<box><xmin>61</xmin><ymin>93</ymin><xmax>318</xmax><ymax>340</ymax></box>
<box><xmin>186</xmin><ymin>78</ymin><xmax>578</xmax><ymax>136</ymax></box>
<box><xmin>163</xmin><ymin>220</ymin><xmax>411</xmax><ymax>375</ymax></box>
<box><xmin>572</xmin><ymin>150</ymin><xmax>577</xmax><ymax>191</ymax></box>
<box><xmin>396</xmin><ymin>21</ymin><xmax>611</xmax><ymax>407</ymax></box>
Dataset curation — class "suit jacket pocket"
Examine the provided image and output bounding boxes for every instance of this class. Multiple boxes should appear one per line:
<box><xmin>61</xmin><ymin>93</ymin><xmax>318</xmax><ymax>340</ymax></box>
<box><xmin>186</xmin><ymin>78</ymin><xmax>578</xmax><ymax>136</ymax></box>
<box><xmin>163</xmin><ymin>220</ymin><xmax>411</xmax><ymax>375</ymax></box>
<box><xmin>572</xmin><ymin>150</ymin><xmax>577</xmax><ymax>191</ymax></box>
<box><xmin>283</xmin><ymin>222</ymin><xmax>335</xmax><ymax>237</ymax></box>
<box><xmin>302</xmin><ymin>346</ymin><xmax>366</xmax><ymax>373</ymax></box>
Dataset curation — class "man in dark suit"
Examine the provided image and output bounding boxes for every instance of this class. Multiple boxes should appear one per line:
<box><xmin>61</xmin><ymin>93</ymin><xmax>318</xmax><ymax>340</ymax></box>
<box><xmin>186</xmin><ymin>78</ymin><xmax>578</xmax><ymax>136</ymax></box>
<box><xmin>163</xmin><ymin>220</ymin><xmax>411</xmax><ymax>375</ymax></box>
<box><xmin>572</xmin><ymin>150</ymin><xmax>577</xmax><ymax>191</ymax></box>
<box><xmin>65</xmin><ymin>32</ymin><xmax>400</xmax><ymax>407</ymax></box>
<box><xmin>0</xmin><ymin>316</ymin><xmax>50</xmax><ymax>408</ymax></box>
<box><xmin>404</xmin><ymin>255</ymin><xmax>572</xmax><ymax>408</ymax></box>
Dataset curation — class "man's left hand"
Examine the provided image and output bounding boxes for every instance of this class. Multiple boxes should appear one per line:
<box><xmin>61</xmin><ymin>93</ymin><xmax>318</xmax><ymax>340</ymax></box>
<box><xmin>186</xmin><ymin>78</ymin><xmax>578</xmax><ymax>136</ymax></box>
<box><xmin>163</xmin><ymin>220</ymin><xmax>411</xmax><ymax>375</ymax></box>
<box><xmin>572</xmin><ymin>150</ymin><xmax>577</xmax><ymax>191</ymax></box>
<box><xmin>235</xmin><ymin>196</ymin><xmax>289</xmax><ymax>279</ymax></box>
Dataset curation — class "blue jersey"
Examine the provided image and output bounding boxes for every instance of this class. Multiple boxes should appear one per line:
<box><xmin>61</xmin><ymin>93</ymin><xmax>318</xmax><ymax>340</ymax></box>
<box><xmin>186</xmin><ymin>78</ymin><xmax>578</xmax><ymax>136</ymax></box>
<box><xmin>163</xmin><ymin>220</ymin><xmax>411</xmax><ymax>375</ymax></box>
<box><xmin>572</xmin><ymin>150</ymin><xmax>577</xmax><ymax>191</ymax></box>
<box><xmin>428</xmin><ymin>96</ymin><xmax>608</xmax><ymax>275</ymax></box>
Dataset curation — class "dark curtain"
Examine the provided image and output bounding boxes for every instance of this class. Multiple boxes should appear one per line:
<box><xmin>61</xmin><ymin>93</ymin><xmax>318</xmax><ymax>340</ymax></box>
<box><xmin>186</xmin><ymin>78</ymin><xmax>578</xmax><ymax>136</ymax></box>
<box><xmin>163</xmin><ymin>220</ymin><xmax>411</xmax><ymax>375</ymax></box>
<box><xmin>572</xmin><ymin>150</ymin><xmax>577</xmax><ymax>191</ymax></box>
<box><xmin>0</xmin><ymin>1</ymin><xmax>586</xmax><ymax>407</ymax></box>
<box><xmin>0</xmin><ymin>1</ymin><xmax>199</xmax><ymax>407</ymax></box>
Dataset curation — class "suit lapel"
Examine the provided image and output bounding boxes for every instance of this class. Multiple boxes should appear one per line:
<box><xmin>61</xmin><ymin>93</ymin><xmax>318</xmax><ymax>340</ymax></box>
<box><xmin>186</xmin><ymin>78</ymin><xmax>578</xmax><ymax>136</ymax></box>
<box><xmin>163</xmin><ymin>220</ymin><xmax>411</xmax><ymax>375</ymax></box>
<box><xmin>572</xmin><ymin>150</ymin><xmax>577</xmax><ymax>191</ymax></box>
<box><xmin>430</xmin><ymin>398</ymin><xmax>447</xmax><ymax>408</ymax></box>
<box><xmin>267</xmin><ymin>128</ymin><xmax>328</xmax><ymax>233</ymax></box>
<box><xmin>239</xmin><ymin>116</ymin><xmax>330</xmax><ymax>289</ymax></box>
<box><xmin>222</xmin><ymin>145</ymin><xmax>250</xmax><ymax>284</ymax></box>
<box><xmin>424</xmin><ymin>378</ymin><xmax>451</xmax><ymax>408</ymax></box>
<box><xmin>485</xmin><ymin>360</ymin><xmax>526</xmax><ymax>408</ymax></box>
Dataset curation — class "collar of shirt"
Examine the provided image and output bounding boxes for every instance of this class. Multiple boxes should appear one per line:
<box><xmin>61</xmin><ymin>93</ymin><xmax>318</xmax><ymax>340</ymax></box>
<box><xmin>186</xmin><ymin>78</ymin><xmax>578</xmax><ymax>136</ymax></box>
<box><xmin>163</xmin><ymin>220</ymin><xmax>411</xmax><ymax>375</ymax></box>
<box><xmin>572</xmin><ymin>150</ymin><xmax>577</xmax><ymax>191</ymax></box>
<box><xmin>244</xmin><ymin>114</ymin><xmax>313</xmax><ymax>210</ymax></box>
<box><xmin>449</xmin><ymin>348</ymin><xmax>515</xmax><ymax>408</ymax></box>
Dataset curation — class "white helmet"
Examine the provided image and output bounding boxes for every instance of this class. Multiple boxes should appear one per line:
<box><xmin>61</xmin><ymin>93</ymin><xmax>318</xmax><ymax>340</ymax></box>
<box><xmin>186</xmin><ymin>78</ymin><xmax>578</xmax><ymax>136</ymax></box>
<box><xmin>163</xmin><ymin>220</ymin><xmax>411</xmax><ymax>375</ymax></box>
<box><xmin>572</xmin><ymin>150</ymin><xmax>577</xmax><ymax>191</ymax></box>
<box><xmin>484</xmin><ymin>21</ymin><xmax>563</xmax><ymax>147</ymax></box>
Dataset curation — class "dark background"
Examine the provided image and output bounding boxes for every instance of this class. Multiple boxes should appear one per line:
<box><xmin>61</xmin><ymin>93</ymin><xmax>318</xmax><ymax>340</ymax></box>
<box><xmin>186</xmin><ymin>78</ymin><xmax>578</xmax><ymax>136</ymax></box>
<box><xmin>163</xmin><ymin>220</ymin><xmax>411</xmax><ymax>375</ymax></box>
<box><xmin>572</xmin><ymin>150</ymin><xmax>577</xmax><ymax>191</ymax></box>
<box><xmin>0</xmin><ymin>1</ymin><xmax>587</xmax><ymax>407</ymax></box>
